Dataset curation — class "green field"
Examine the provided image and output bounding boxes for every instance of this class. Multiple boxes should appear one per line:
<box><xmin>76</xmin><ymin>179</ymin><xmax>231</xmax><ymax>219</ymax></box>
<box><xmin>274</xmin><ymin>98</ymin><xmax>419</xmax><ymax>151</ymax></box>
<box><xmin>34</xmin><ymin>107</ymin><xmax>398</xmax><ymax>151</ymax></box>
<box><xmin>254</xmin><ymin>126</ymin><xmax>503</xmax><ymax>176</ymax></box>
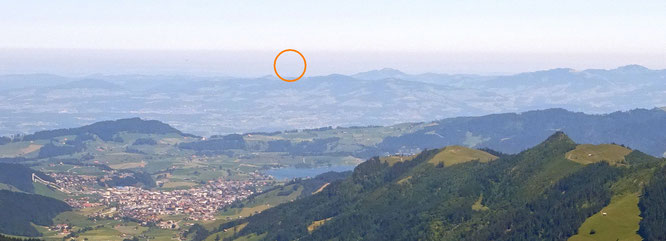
<box><xmin>33</xmin><ymin>183</ymin><xmax>68</xmax><ymax>200</ymax></box>
<box><xmin>53</xmin><ymin>211</ymin><xmax>94</xmax><ymax>227</ymax></box>
<box><xmin>77</xmin><ymin>227</ymin><xmax>123</xmax><ymax>241</ymax></box>
<box><xmin>471</xmin><ymin>194</ymin><xmax>489</xmax><ymax>211</ymax></box>
<box><xmin>428</xmin><ymin>146</ymin><xmax>497</xmax><ymax>167</ymax></box>
<box><xmin>568</xmin><ymin>193</ymin><xmax>642</xmax><ymax>241</ymax></box>
<box><xmin>205</xmin><ymin>222</ymin><xmax>248</xmax><ymax>241</ymax></box>
<box><xmin>141</xmin><ymin>227</ymin><xmax>179</xmax><ymax>240</ymax></box>
<box><xmin>0</xmin><ymin>142</ymin><xmax>42</xmax><ymax>158</ymax></box>
<box><xmin>113</xmin><ymin>223</ymin><xmax>148</xmax><ymax>235</ymax></box>
<box><xmin>162</xmin><ymin>180</ymin><xmax>198</xmax><ymax>189</ymax></box>
<box><xmin>307</xmin><ymin>218</ymin><xmax>332</xmax><ymax>233</ymax></box>
<box><xmin>566</xmin><ymin>144</ymin><xmax>632</xmax><ymax>166</ymax></box>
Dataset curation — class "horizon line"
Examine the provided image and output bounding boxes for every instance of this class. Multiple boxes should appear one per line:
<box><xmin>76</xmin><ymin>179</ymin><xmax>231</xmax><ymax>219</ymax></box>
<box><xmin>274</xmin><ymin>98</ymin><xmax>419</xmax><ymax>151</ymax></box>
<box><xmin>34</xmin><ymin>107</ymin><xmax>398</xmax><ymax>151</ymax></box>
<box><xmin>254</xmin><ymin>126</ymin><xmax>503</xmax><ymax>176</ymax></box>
<box><xmin>0</xmin><ymin>64</ymin><xmax>661</xmax><ymax>79</ymax></box>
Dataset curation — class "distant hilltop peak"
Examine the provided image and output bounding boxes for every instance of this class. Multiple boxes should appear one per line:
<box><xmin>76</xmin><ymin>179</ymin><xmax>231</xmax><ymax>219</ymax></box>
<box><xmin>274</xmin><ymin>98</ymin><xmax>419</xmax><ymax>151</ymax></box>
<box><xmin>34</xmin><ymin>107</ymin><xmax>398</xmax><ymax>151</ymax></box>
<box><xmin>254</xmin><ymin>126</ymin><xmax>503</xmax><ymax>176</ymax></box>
<box><xmin>352</xmin><ymin>68</ymin><xmax>408</xmax><ymax>80</ymax></box>
<box><xmin>542</xmin><ymin>131</ymin><xmax>575</xmax><ymax>146</ymax></box>
<box><xmin>612</xmin><ymin>64</ymin><xmax>650</xmax><ymax>72</ymax></box>
<box><xmin>376</xmin><ymin>68</ymin><xmax>405</xmax><ymax>75</ymax></box>
<box><xmin>55</xmin><ymin>78</ymin><xmax>124</xmax><ymax>90</ymax></box>
<box><xmin>22</xmin><ymin>117</ymin><xmax>197</xmax><ymax>142</ymax></box>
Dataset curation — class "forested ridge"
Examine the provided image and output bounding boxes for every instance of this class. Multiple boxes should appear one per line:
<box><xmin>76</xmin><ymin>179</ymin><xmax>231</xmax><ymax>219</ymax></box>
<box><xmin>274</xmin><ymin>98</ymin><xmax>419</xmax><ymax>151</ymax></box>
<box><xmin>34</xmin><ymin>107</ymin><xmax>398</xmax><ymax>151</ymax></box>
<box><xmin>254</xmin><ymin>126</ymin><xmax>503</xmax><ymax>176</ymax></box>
<box><xmin>0</xmin><ymin>234</ymin><xmax>41</xmax><ymax>241</ymax></box>
<box><xmin>638</xmin><ymin>164</ymin><xmax>666</xmax><ymax>241</ymax></box>
<box><xmin>0</xmin><ymin>163</ymin><xmax>53</xmax><ymax>193</ymax></box>
<box><xmin>0</xmin><ymin>164</ymin><xmax>70</xmax><ymax>237</ymax></box>
<box><xmin>201</xmin><ymin>132</ymin><xmax>664</xmax><ymax>241</ymax></box>
<box><xmin>0</xmin><ymin>190</ymin><xmax>71</xmax><ymax>237</ymax></box>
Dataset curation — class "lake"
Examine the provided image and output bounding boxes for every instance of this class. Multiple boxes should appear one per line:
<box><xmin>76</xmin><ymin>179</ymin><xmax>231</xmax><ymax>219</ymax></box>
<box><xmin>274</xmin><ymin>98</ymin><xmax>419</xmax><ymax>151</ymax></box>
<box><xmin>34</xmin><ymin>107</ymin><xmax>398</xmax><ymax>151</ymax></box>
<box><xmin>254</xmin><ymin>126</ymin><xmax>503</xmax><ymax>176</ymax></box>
<box><xmin>263</xmin><ymin>165</ymin><xmax>356</xmax><ymax>180</ymax></box>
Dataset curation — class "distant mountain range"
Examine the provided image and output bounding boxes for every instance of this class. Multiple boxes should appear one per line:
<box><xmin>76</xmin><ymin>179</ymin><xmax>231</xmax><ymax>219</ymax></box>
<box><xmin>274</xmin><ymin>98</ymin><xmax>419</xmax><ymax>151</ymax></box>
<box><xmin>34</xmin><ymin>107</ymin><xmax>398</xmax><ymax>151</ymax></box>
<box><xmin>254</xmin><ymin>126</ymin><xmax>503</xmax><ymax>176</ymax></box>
<box><xmin>0</xmin><ymin>65</ymin><xmax>664</xmax><ymax>136</ymax></box>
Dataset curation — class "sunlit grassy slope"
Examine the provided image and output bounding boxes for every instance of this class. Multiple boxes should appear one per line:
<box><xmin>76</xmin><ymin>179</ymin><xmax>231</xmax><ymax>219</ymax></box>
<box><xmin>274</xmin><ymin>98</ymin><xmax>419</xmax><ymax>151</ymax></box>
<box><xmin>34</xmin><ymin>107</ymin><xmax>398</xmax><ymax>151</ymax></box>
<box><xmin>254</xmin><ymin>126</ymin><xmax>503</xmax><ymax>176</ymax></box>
<box><xmin>33</xmin><ymin>182</ymin><xmax>67</xmax><ymax>201</ymax></box>
<box><xmin>471</xmin><ymin>194</ymin><xmax>489</xmax><ymax>211</ymax></box>
<box><xmin>205</xmin><ymin>223</ymin><xmax>248</xmax><ymax>241</ymax></box>
<box><xmin>307</xmin><ymin>217</ymin><xmax>332</xmax><ymax>233</ymax></box>
<box><xmin>568</xmin><ymin>193</ymin><xmax>642</xmax><ymax>241</ymax></box>
<box><xmin>428</xmin><ymin>146</ymin><xmax>497</xmax><ymax>167</ymax></box>
<box><xmin>566</xmin><ymin>144</ymin><xmax>632</xmax><ymax>165</ymax></box>
<box><xmin>379</xmin><ymin>154</ymin><xmax>416</xmax><ymax>166</ymax></box>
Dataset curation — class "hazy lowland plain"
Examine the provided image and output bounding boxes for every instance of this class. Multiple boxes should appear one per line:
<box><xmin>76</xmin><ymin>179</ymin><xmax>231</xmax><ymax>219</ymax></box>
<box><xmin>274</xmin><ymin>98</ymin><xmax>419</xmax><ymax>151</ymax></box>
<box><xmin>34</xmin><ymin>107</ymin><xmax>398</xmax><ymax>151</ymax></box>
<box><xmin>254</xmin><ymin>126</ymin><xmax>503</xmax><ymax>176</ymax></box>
<box><xmin>0</xmin><ymin>65</ymin><xmax>663</xmax><ymax>136</ymax></box>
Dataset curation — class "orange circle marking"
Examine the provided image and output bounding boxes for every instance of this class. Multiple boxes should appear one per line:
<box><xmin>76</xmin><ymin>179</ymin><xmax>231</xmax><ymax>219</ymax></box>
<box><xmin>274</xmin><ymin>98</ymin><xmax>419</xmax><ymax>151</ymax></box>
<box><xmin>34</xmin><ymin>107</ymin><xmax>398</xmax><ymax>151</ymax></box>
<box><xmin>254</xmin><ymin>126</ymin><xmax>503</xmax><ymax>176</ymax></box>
<box><xmin>273</xmin><ymin>49</ymin><xmax>307</xmax><ymax>82</ymax></box>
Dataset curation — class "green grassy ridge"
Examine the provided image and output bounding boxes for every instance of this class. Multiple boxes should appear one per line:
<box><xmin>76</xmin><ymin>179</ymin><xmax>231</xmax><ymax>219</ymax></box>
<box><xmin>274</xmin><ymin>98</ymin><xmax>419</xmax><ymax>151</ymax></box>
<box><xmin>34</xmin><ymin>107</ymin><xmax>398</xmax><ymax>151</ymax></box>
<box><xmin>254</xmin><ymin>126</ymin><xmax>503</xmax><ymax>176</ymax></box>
<box><xmin>213</xmin><ymin>132</ymin><xmax>633</xmax><ymax>241</ymax></box>
<box><xmin>566</xmin><ymin>144</ymin><xmax>632</xmax><ymax>165</ymax></box>
<box><xmin>428</xmin><ymin>146</ymin><xmax>497</xmax><ymax>167</ymax></box>
<box><xmin>216</xmin><ymin>132</ymin><xmax>664</xmax><ymax>241</ymax></box>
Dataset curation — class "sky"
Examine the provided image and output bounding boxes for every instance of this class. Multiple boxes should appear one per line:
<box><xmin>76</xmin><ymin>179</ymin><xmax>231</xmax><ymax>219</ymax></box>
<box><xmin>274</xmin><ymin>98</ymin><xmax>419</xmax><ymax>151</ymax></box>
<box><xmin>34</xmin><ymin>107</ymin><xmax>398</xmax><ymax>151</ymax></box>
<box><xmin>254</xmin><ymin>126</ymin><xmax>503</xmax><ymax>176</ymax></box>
<box><xmin>1</xmin><ymin>0</ymin><xmax>665</xmax><ymax>76</ymax></box>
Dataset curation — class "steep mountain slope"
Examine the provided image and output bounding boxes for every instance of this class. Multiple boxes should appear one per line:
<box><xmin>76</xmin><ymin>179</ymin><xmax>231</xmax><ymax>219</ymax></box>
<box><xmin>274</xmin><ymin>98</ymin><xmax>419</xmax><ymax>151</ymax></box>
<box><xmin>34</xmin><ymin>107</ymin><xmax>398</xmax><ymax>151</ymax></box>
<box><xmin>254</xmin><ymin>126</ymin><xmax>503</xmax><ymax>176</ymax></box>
<box><xmin>208</xmin><ymin>132</ymin><xmax>663</xmax><ymax>241</ymax></box>
<box><xmin>638</xmin><ymin>164</ymin><xmax>666</xmax><ymax>240</ymax></box>
<box><xmin>190</xmin><ymin>171</ymin><xmax>352</xmax><ymax>239</ymax></box>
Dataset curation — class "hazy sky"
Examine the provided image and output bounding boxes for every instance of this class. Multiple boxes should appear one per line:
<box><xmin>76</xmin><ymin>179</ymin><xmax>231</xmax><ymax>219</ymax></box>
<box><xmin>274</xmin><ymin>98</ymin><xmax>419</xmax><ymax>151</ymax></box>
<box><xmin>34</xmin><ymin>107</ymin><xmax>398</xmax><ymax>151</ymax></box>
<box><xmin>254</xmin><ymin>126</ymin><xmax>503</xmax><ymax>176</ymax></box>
<box><xmin>1</xmin><ymin>0</ymin><xmax>665</xmax><ymax>76</ymax></box>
